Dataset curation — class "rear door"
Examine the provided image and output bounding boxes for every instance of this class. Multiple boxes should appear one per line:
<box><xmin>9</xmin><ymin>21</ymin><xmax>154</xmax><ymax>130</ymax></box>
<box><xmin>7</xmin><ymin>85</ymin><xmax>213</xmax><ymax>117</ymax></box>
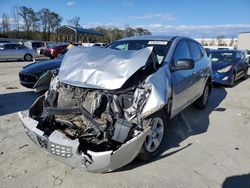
<box><xmin>171</xmin><ymin>40</ymin><xmax>197</xmax><ymax>115</ymax></box>
<box><xmin>187</xmin><ymin>40</ymin><xmax>207</xmax><ymax>98</ymax></box>
<box><xmin>16</xmin><ymin>44</ymin><xmax>28</xmax><ymax>59</ymax></box>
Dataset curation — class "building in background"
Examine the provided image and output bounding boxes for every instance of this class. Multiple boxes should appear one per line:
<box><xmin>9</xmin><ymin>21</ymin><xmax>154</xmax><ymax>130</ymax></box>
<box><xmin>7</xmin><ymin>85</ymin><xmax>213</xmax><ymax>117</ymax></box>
<box><xmin>195</xmin><ymin>38</ymin><xmax>238</xmax><ymax>49</ymax></box>
<box><xmin>238</xmin><ymin>32</ymin><xmax>250</xmax><ymax>51</ymax></box>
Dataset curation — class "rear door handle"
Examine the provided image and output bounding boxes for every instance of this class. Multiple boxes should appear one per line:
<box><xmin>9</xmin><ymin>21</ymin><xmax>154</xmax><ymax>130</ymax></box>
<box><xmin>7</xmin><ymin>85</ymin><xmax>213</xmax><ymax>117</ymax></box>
<box><xmin>192</xmin><ymin>72</ymin><xmax>196</xmax><ymax>76</ymax></box>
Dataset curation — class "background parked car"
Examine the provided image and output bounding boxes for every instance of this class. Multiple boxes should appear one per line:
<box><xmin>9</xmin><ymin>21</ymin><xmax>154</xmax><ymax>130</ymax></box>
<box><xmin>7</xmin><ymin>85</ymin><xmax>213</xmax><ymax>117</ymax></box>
<box><xmin>24</xmin><ymin>41</ymin><xmax>46</xmax><ymax>50</ymax></box>
<box><xmin>0</xmin><ymin>43</ymin><xmax>38</xmax><ymax>61</ymax></box>
<box><xmin>19</xmin><ymin>55</ymin><xmax>63</xmax><ymax>90</ymax></box>
<box><xmin>44</xmin><ymin>44</ymin><xmax>67</xmax><ymax>59</ymax></box>
<box><xmin>208</xmin><ymin>49</ymin><xmax>249</xmax><ymax>87</ymax></box>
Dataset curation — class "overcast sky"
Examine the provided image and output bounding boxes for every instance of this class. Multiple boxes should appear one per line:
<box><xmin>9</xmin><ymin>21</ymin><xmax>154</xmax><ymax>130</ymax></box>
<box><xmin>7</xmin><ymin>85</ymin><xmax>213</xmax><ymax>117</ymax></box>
<box><xmin>0</xmin><ymin>0</ymin><xmax>250</xmax><ymax>38</ymax></box>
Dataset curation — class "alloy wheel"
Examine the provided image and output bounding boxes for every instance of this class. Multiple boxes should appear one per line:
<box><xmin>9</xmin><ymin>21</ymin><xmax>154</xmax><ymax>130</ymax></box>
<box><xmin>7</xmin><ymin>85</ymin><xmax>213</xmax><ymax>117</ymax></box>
<box><xmin>145</xmin><ymin>117</ymin><xmax>164</xmax><ymax>153</ymax></box>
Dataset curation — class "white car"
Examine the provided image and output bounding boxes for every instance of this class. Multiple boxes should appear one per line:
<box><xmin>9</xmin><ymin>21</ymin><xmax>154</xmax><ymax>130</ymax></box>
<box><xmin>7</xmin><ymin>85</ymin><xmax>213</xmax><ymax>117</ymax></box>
<box><xmin>0</xmin><ymin>43</ymin><xmax>38</xmax><ymax>61</ymax></box>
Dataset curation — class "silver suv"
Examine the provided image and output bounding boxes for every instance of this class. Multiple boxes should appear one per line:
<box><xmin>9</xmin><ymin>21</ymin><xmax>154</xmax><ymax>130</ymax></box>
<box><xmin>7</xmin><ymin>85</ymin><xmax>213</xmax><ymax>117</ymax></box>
<box><xmin>19</xmin><ymin>36</ymin><xmax>212</xmax><ymax>172</ymax></box>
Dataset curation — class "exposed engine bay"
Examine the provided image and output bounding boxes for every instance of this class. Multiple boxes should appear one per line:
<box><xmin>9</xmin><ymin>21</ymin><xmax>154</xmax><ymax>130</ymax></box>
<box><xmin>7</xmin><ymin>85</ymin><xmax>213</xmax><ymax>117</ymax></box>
<box><xmin>36</xmin><ymin>80</ymin><xmax>148</xmax><ymax>147</ymax></box>
<box><xmin>30</xmin><ymin>51</ymin><xmax>158</xmax><ymax>153</ymax></box>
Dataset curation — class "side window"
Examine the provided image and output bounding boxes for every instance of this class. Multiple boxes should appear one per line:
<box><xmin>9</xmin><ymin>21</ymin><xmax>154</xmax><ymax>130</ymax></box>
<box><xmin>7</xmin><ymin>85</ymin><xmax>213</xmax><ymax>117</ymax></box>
<box><xmin>189</xmin><ymin>41</ymin><xmax>202</xmax><ymax>61</ymax></box>
<box><xmin>5</xmin><ymin>44</ymin><xmax>13</xmax><ymax>49</ymax></box>
<box><xmin>173</xmin><ymin>40</ymin><xmax>190</xmax><ymax>65</ymax></box>
<box><xmin>18</xmin><ymin>45</ymin><xmax>25</xmax><ymax>49</ymax></box>
<box><xmin>12</xmin><ymin>44</ymin><xmax>18</xmax><ymax>49</ymax></box>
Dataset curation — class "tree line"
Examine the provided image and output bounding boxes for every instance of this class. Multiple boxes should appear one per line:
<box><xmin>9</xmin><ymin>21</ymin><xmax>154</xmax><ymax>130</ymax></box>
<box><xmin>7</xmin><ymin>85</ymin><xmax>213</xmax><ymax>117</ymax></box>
<box><xmin>0</xmin><ymin>5</ymin><xmax>151</xmax><ymax>43</ymax></box>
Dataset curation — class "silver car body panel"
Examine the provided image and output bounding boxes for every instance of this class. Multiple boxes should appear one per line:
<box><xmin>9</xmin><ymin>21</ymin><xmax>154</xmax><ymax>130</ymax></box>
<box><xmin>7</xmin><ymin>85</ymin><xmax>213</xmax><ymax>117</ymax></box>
<box><xmin>58</xmin><ymin>46</ymin><xmax>153</xmax><ymax>90</ymax></box>
<box><xmin>141</xmin><ymin>66</ymin><xmax>171</xmax><ymax>117</ymax></box>
<box><xmin>18</xmin><ymin>111</ymin><xmax>150</xmax><ymax>173</ymax></box>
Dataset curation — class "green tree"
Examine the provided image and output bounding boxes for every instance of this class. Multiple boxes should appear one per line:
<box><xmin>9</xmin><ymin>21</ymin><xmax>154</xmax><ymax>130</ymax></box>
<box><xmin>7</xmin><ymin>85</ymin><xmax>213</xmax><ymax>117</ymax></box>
<box><xmin>1</xmin><ymin>13</ymin><xmax>10</xmax><ymax>33</ymax></box>
<box><xmin>19</xmin><ymin>6</ymin><xmax>38</xmax><ymax>38</ymax></box>
<box><xmin>68</xmin><ymin>16</ymin><xmax>80</xmax><ymax>28</ymax></box>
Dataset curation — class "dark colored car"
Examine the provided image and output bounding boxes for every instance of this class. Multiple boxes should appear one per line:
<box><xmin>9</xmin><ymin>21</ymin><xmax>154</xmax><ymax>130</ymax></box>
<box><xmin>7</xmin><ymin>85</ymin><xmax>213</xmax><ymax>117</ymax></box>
<box><xmin>44</xmin><ymin>44</ymin><xmax>67</xmax><ymax>59</ymax></box>
<box><xmin>19</xmin><ymin>56</ymin><xmax>63</xmax><ymax>90</ymax></box>
<box><xmin>208</xmin><ymin>50</ymin><xmax>249</xmax><ymax>87</ymax></box>
<box><xmin>246</xmin><ymin>50</ymin><xmax>250</xmax><ymax>64</ymax></box>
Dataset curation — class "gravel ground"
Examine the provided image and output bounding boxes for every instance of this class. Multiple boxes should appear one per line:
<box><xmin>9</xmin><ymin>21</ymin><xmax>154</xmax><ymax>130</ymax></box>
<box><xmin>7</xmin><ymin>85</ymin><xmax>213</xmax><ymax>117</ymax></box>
<box><xmin>0</xmin><ymin>60</ymin><xmax>249</xmax><ymax>188</ymax></box>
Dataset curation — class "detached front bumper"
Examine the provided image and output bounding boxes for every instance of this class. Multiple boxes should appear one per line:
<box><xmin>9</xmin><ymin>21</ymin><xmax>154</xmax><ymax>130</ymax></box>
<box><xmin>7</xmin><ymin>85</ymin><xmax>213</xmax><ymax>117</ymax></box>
<box><xmin>18</xmin><ymin>111</ymin><xmax>149</xmax><ymax>173</ymax></box>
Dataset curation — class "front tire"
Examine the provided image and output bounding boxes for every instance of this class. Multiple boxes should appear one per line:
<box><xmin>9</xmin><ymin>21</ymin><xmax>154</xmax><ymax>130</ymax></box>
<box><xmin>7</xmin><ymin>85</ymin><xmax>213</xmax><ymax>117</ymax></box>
<box><xmin>137</xmin><ymin>112</ymin><xmax>167</xmax><ymax>161</ymax></box>
<box><xmin>242</xmin><ymin>68</ymin><xmax>248</xmax><ymax>80</ymax></box>
<box><xmin>24</xmin><ymin>54</ymin><xmax>33</xmax><ymax>61</ymax></box>
<box><xmin>229</xmin><ymin>73</ymin><xmax>236</xmax><ymax>87</ymax></box>
<box><xmin>193</xmin><ymin>82</ymin><xmax>210</xmax><ymax>109</ymax></box>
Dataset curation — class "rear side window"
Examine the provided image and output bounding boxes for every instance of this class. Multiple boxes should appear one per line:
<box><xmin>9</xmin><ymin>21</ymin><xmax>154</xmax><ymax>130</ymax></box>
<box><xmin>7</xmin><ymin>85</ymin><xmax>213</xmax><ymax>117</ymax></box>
<box><xmin>17</xmin><ymin>45</ymin><xmax>25</xmax><ymax>49</ymax></box>
<box><xmin>5</xmin><ymin>44</ymin><xmax>14</xmax><ymax>49</ymax></box>
<box><xmin>189</xmin><ymin>41</ymin><xmax>202</xmax><ymax>61</ymax></box>
<box><xmin>32</xmin><ymin>42</ymin><xmax>44</xmax><ymax>48</ymax></box>
<box><xmin>173</xmin><ymin>40</ymin><xmax>190</xmax><ymax>65</ymax></box>
<box><xmin>198</xmin><ymin>44</ymin><xmax>205</xmax><ymax>56</ymax></box>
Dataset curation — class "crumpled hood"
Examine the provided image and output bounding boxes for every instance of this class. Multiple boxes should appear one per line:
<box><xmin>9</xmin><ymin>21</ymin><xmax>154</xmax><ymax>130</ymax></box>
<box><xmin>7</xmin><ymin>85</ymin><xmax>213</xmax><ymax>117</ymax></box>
<box><xmin>58</xmin><ymin>46</ymin><xmax>154</xmax><ymax>90</ymax></box>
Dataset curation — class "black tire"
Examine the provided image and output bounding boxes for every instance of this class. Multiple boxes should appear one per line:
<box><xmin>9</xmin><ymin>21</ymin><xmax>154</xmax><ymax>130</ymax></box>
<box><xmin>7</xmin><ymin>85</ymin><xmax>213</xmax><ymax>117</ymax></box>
<box><xmin>137</xmin><ymin>111</ymin><xmax>168</xmax><ymax>161</ymax></box>
<box><xmin>229</xmin><ymin>73</ymin><xmax>236</xmax><ymax>87</ymax></box>
<box><xmin>24</xmin><ymin>54</ymin><xmax>33</xmax><ymax>61</ymax></box>
<box><xmin>193</xmin><ymin>82</ymin><xmax>210</xmax><ymax>109</ymax></box>
<box><xmin>242</xmin><ymin>68</ymin><xmax>248</xmax><ymax>80</ymax></box>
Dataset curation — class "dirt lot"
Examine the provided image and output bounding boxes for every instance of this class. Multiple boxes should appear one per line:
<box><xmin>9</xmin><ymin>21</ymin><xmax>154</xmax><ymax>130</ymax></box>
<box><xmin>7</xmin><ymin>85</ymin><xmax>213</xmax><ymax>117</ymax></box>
<box><xmin>0</xmin><ymin>60</ymin><xmax>250</xmax><ymax>188</ymax></box>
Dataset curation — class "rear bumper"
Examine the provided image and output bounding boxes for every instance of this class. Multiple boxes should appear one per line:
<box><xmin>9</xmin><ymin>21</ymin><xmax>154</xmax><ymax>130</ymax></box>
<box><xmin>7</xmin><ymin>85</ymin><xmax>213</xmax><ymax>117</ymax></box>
<box><xmin>18</xmin><ymin>111</ymin><xmax>149</xmax><ymax>173</ymax></box>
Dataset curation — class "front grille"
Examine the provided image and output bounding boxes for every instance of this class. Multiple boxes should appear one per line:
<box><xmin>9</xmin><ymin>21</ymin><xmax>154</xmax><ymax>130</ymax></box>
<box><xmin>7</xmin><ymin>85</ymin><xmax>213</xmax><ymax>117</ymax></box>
<box><xmin>49</xmin><ymin>142</ymin><xmax>73</xmax><ymax>158</ymax></box>
<box><xmin>25</xmin><ymin>128</ymin><xmax>36</xmax><ymax>143</ymax></box>
<box><xmin>25</xmin><ymin>127</ymin><xmax>73</xmax><ymax>158</ymax></box>
<box><xmin>19</xmin><ymin>73</ymin><xmax>37</xmax><ymax>82</ymax></box>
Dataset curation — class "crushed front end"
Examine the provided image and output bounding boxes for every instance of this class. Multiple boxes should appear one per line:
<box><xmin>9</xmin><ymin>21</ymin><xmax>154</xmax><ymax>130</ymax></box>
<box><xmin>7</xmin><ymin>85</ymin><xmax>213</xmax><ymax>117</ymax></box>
<box><xmin>19</xmin><ymin>78</ymin><xmax>153</xmax><ymax>172</ymax></box>
<box><xmin>18</xmin><ymin>46</ymin><xmax>169</xmax><ymax>172</ymax></box>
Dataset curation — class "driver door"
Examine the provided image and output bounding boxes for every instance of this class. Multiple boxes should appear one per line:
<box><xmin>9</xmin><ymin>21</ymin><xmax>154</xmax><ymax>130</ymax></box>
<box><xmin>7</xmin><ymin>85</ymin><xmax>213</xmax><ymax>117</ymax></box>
<box><xmin>170</xmin><ymin>40</ymin><xmax>196</xmax><ymax>116</ymax></box>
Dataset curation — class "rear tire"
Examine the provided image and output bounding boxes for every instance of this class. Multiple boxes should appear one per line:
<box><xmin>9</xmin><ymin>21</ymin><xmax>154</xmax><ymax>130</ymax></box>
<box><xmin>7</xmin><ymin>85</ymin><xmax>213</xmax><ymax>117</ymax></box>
<box><xmin>24</xmin><ymin>54</ymin><xmax>33</xmax><ymax>61</ymax></box>
<box><xmin>137</xmin><ymin>111</ymin><xmax>168</xmax><ymax>161</ymax></box>
<box><xmin>193</xmin><ymin>82</ymin><xmax>210</xmax><ymax>109</ymax></box>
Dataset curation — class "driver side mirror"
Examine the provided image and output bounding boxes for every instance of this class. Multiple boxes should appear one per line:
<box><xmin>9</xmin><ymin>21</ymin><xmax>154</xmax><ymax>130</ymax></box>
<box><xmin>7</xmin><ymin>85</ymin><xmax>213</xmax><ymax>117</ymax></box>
<box><xmin>171</xmin><ymin>59</ymin><xmax>194</xmax><ymax>72</ymax></box>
